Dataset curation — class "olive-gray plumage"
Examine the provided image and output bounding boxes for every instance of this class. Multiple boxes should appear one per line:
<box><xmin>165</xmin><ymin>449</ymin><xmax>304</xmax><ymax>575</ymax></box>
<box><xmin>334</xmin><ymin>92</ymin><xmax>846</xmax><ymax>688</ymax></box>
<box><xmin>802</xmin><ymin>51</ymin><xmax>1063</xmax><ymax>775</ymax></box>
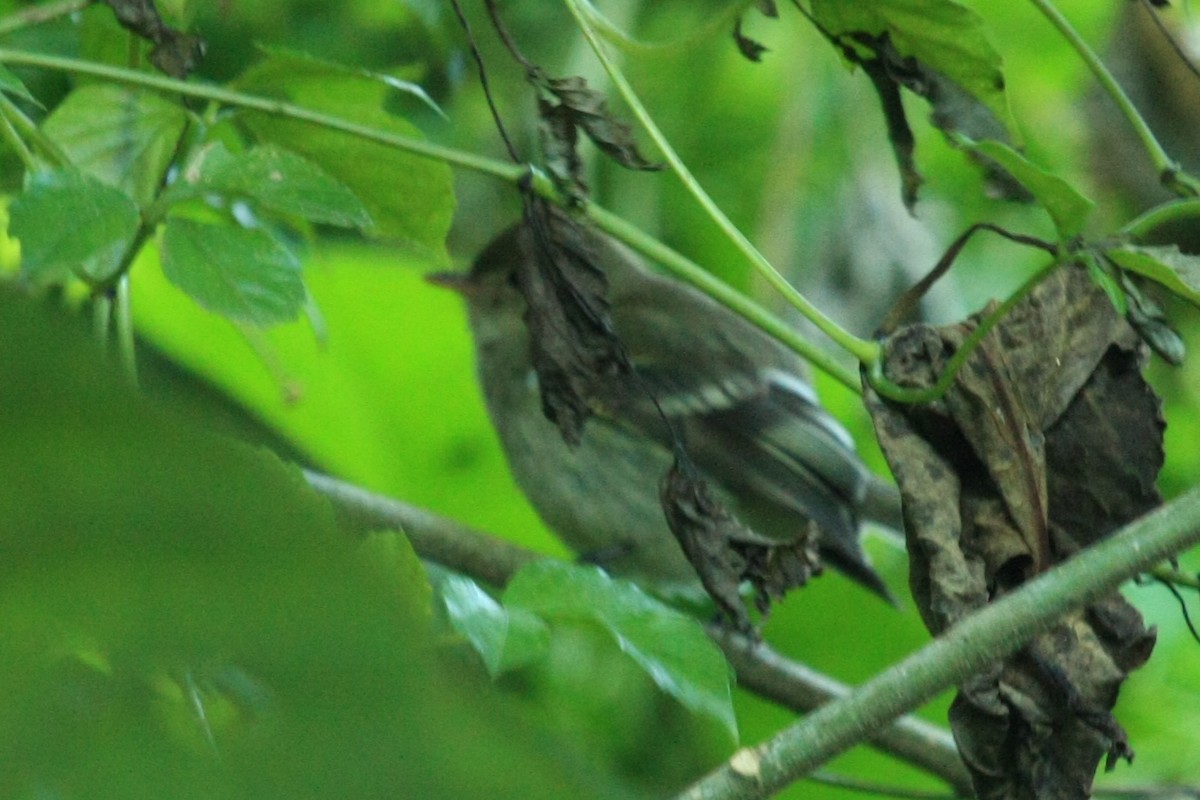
<box><xmin>454</xmin><ymin>224</ymin><xmax>900</xmax><ymax>598</ymax></box>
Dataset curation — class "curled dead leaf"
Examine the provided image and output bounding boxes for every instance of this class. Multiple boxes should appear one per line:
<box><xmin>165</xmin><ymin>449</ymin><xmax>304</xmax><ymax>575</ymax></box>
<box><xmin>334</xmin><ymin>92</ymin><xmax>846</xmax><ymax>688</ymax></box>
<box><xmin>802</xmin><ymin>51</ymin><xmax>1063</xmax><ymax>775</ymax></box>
<box><xmin>101</xmin><ymin>0</ymin><xmax>205</xmax><ymax>78</ymax></box>
<box><xmin>866</xmin><ymin>265</ymin><xmax>1163</xmax><ymax>798</ymax></box>
<box><xmin>516</xmin><ymin>198</ymin><xmax>631</xmax><ymax>444</ymax></box>
<box><xmin>660</xmin><ymin>451</ymin><xmax>821</xmax><ymax>635</ymax></box>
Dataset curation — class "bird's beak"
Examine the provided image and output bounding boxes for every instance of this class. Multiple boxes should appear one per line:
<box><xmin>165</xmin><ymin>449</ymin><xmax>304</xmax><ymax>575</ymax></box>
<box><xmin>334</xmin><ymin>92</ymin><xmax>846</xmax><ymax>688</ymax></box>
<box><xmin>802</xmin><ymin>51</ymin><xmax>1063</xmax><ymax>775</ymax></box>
<box><xmin>425</xmin><ymin>271</ymin><xmax>474</xmax><ymax>294</ymax></box>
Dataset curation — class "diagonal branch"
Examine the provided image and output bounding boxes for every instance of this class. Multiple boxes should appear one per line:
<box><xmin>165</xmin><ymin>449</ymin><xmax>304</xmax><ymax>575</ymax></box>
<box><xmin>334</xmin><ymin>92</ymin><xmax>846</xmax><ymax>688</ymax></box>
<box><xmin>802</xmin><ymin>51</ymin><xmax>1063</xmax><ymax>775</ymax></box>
<box><xmin>301</xmin><ymin>469</ymin><xmax>972</xmax><ymax>794</ymax></box>
<box><xmin>679</xmin><ymin>486</ymin><xmax>1200</xmax><ymax>800</ymax></box>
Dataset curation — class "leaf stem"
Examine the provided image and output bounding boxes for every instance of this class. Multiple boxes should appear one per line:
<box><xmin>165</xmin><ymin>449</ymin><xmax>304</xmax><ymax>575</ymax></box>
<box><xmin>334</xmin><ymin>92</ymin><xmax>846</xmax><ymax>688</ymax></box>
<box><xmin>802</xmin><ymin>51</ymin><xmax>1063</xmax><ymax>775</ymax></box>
<box><xmin>868</xmin><ymin>258</ymin><xmax>1063</xmax><ymax>404</ymax></box>
<box><xmin>1027</xmin><ymin>0</ymin><xmax>1200</xmax><ymax>197</ymax></box>
<box><xmin>587</xmin><ymin>203</ymin><xmax>862</xmax><ymax>391</ymax></box>
<box><xmin>114</xmin><ymin>272</ymin><xmax>138</xmax><ymax>386</ymax></box>
<box><xmin>1121</xmin><ymin>198</ymin><xmax>1200</xmax><ymax>241</ymax></box>
<box><xmin>0</xmin><ymin>46</ymin><xmax>862</xmax><ymax>388</ymax></box>
<box><xmin>0</xmin><ymin>90</ymin><xmax>69</xmax><ymax>167</ymax></box>
<box><xmin>0</xmin><ymin>48</ymin><xmax>527</xmax><ymax>184</ymax></box>
<box><xmin>562</xmin><ymin>0</ymin><xmax>881</xmax><ymax>368</ymax></box>
<box><xmin>679</xmin><ymin>485</ymin><xmax>1200</xmax><ymax>800</ymax></box>
<box><xmin>580</xmin><ymin>0</ymin><xmax>754</xmax><ymax>56</ymax></box>
<box><xmin>0</xmin><ymin>93</ymin><xmax>34</xmax><ymax>170</ymax></box>
<box><xmin>92</xmin><ymin>290</ymin><xmax>111</xmax><ymax>348</ymax></box>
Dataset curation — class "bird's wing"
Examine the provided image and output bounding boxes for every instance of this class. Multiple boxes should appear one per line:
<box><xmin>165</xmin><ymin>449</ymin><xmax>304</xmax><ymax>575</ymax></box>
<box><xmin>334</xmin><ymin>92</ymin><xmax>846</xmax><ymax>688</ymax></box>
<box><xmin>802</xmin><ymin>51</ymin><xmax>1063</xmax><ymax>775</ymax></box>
<box><xmin>597</xmin><ymin>285</ymin><xmax>873</xmax><ymax>541</ymax></box>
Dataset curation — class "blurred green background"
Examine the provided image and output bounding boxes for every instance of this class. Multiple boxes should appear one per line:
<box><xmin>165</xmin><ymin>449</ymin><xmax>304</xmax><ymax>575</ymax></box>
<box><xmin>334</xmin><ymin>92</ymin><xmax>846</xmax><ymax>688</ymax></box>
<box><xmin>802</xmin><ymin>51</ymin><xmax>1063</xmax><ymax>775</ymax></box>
<box><xmin>2</xmin><ymin>0</ymin><xmax>1199</xmax><ymax>797</ymax></box>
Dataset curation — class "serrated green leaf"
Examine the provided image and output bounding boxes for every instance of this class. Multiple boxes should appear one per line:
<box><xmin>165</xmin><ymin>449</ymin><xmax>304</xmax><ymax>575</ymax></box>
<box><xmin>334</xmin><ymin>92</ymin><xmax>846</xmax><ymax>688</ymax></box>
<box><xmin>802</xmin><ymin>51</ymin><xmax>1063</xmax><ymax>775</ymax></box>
<box><xmin>503</xmin><ymin>562</ymin><xmax>737</xmax><ymax>739</ymax></box>
<box><xmin>232</xmin><ymin>49</ymin><xmax>454</xmax><ymax>262</ymax></box>
<box><xmin>160</xmin><ymin>217</ymin><xmax>305</xmax><ymax>325</ymax></box>
<box><xmin>9</xmin><ymin>168</ymin><xmax>140</xmax><ymax>285</ymax></box>
<box><xmin>42</xmin><ymin>85</ymin><xmax>188</xmax><ymax>208</ymax></box>
<box><xmin>440</xmin><ymin>574</ymin><xmax>550</xmax><ymax>677</ymax></box>
<box><xmin>172</xmin><ymin>141</ymin><xmax>373</xmax><ymax>228</ymax></box>
<box><xmin>811</xmin><ymin>0</ymin><xmax>1014</xmax><ymax>136</ymax></box>
<box><xmin>962</xmin><ymin>138</ymin><xmax>1093</xmax><ymax>238</ymax></box>
<box><xmin>1105</xmin><ymin>243</ymin><xmax>1200</xmax><ymax>308</ymax></box>
<box><xmin>0</xmin><ymin>64</ymin><xmax>40</xmax><ymax>107</ymax></box>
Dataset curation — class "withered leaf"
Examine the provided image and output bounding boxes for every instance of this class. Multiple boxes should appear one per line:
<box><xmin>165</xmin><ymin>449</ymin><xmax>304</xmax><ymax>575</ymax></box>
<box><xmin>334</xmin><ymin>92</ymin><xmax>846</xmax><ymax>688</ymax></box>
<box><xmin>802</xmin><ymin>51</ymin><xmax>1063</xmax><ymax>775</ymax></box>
<box><xmin>540</xmin><ymin>75</ymin><xmax>661</xmax><ymax>174</ymax></box>
<box><xmin>1120</xmin><ymin>271</ymin><xmax>1186</xmax><ymax>365</ymax></box>
<box><xmin>660</xmin><ymin>452</ymin><xmax>821</xmax><ymax>635</ymax></box>
<box><xmin>839</xmin><ymin>32</ymin><xmax>1027</xmax><ymax>209</ymax></box>
<box><xmin>537</xmin><ymin>99</ymin><xmax>587</xmax><ymax>208</ymax></box>
<box><xmin>734</xmin><ymin>16</ymin><xmax>769</xmax><ymax>63</ymax></box>
<box><xmin>100</xmin><ymin>0</ymin><xmax>205</xmax><ymax>78</ymax></box>
<box><xmin>851</xmin><ymin>35</ymin><xmax>923</xmax><ymax>212</ymax></box>
<box><xmin>1046</xmin><ymin>344</ymin><xmax>1165</xmax><ymax>555</ymax></box>
<box><xmin>516</xmin><ymin>198</ymin><xmax>630</xmax><ymax>445</ymax></box>
<box><xmin>866</xmin><ymin>265</ymin><xmax>1163</xmax><ymax>798</ymax></box>
<box><xmin>755</xmin><ymin>0</ymin><xmax>779</xmax><ymax>17</ymax></box>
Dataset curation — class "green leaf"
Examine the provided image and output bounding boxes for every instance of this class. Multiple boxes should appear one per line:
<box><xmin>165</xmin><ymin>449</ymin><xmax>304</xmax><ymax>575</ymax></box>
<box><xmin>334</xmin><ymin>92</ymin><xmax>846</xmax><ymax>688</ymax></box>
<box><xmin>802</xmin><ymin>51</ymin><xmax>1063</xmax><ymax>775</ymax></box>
<box><xmin>440</xmin><ymin>574</ymin><xmax>550</xmax><ymax>677</ymax></box>
<box><xmin>160</xmin><ymin>217</ymin><xmax>305</xmax><ymax>325</ymax></box>
<box><xmin>0</xmin><ymin>64</ymin><xmax>40</xmax><ymax>107</ymax></box>
<box><xmin>1080</xmin><ymin>250</ymin><xmax>1127</xmax><ymax>315</ymax></box>
<box><xmin>233</xmin><ymin>49</ymin><xmax>454</xmax><ymax>262</ymax></box>
<box><xmin>42</xmin><ymin>85</ymin><xmax>188</xmax><ymax>208</ymax></box>
<box><xmin>1105</xmin><ymin>243</ymin><xmax>1200</xmax><ymax>308</ymax></box>
<box><xmin>503</xmin><ymin>562</ymin><xmax>737</xmax><ymax>740</ymax></box>
<box><xmin>172</xmin><ymin>141</ymin><xmax>373</xmax><ymax>228</ymax></box>
<box><xmin>961</xmin><ymin>138</ymin><xmax>1093</xmax><ymax>238</ymax></box>
<box><xmin>9</xmin><ymin>168</ymin><xmax>140</xmax><ymax>286</ymax></box>
<box><xmin>811</xmin><ymin>0</ymin><xmax>1014</xmax><ymax>135</ymax></box>
<box><xmin>0</xmin><ymin>289</ymin><xmax>631</xmax><ymax>800</ymax></box>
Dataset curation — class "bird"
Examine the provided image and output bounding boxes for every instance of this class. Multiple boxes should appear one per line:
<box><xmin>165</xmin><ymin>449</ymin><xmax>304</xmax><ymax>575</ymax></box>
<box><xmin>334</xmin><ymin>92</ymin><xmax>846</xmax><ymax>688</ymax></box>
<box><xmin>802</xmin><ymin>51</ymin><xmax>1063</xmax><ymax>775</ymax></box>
<box><xmin>433</xmin><ymin>221</ymin><xmax>902</xmax><ymax>601</ymax></box>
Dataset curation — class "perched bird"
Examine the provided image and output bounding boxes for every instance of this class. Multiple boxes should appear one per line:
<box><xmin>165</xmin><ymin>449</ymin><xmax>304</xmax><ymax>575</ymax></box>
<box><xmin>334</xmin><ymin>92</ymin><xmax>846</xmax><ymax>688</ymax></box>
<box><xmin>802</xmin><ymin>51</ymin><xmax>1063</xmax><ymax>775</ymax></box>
<box><xmin>435</xmin><ymin>222</ymin><xmax>901</xmax><ymax>599</ymax></box>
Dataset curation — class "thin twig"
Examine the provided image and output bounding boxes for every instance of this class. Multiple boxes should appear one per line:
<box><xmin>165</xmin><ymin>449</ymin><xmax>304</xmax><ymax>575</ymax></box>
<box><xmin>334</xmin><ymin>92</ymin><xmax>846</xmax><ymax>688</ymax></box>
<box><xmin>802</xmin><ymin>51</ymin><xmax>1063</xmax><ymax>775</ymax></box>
<box><xmin>448</xmin><ymin>0</ymin><xmax>520</xmax><ymax>162</ymax></box>
<box><xmin>1027</xmin><ymin>0</ymin><xmax>1200</xmax><ymax>196</ymax></box>
<box><xmin>877</xmin><ymin>223</ymin><xmax>1057</xmax><ymax>336</ymax></box>
<box><xmin>563</xmin><ymin>0</ymin><xmax>881</xmax><ymax>368</ymax></box>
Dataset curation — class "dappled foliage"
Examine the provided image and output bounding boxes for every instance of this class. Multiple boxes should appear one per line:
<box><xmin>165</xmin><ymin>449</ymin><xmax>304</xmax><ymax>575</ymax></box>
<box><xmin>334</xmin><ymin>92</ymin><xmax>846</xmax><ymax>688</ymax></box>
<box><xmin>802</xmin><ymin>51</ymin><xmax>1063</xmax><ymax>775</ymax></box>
<box><xmin>0</xmin><ymin>1</ymin><xmax>1199</xmax><ymax>799</ymax></box>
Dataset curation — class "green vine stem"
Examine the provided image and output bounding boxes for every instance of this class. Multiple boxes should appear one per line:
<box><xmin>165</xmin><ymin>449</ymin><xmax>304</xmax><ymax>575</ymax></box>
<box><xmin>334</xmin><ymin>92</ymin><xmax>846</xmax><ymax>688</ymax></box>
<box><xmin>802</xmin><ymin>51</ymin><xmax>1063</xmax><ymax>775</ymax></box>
<box><xmin>0</xmin><ymin>47</ymin><xmax>863</xmax><ymax>390</ymax></box>
<box><xmin>562</xmin><ymin>0</ymin><xmax>882</xmax><ymax>368</ymax></box>
<box><xmin>0</xmin><ymin>93</ymin><xmax>34</xmax><ymax>170</ymax></box>
<box><xmin>92</xmin><ymin>290</ymin><xmax>111</xmax><ymax>349</ymax></box>
<box><xmin>867</xmin><ymin>257</ymin><xmax>1063</xmax><ymax>404</ymax></box>
<box><xmin>1121</xmin><ymin>198</ymin><xmax>1200</xmax><ymax>240</ymax></box>
<box><xmin>114</xmin><ymin>273</ymin><xmax>137</xmax><ymax>386</ymax></box>
<box><xmin>0</xmin><ymin>90</ymin><xmax>69</xmax><ymax>167</ymax></box>
<box><xmin>1028</xmin><ymin>0</ymin><xmax>1200</xmax><ymax>197</ymax></box>
<box><xmin>580</xmin><ymin>0</ymin><xmax>754</xmax><ymax>56</ymax></box>
<box><xmin>586</xmin><ymin>201</ymin><xmax>862</xmax><ymax>391</ymax></box>
<box><xmin>0</xmin><ymin>49</ymin><xmax>527</xmax><ymax>184</ymax></box>
<box><xmin>679</xmin><ymin>484</ymin><xmax>1200</xmax><ymax>800</ymax></box>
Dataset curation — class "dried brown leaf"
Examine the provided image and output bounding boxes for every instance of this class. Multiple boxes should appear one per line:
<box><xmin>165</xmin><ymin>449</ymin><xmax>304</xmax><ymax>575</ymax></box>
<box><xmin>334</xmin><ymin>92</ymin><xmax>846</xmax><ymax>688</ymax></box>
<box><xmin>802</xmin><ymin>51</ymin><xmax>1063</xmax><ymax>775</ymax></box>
<box><xmin>660</xmin><ymin>453</ymin><xmax>821</xmax><ymax>634</ymax></box>
<box><xmin>734</xmin><ymin>16</ymin><xmax>770</xmax><ymax>63</ymax></box>
<box><xmin>542</xmin><ymin>76</ymin><xmax>661</xmax><ymax>173</ymax></box>
<box><xmin>100</xmin><ymin>0</ymin><xmax>205</xmax><ymax>78</ymax></box>
<box><xmin>516</xmin><ymin>200</ymin><xmax>630</xmax><ymax>445</ymax></box>
<box><xmin>839</xmin><ymin>32</ymin><xmax>1027</xmax><ymax>208</ymax></box>
<box><xmin>866</xmin><ymin>265</ymin><xmax>1163</xmax><ymax>798</ymax></box>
